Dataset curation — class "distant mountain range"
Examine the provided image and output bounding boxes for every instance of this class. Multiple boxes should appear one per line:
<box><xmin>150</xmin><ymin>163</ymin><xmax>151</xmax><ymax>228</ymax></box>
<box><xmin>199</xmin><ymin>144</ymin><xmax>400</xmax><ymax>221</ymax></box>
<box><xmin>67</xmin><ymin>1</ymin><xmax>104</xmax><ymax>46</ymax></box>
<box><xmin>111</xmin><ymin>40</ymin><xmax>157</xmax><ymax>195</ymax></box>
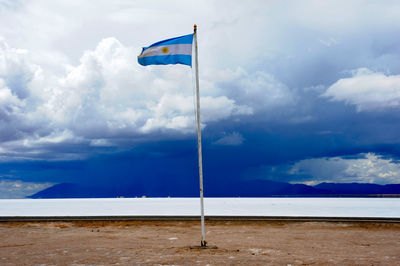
<box><xmin>314</xmin><ymin>182</ymin><xmax>400</xmax><ymax>195</ymax></box>
<box><xmin>29</xmin><ymin>180</ymin><xmax>400</xmax><ymax>198</ymax></box>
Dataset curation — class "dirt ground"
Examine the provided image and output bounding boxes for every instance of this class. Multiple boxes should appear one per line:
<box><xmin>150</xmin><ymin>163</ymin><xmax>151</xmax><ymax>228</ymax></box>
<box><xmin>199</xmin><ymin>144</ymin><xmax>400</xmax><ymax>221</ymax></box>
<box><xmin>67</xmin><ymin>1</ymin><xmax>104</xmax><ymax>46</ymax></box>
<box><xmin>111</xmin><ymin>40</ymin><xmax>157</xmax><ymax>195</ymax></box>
<box><xmin>0</xmin><ymin>220</ymin><xmax>399</xmax><ymax>265</ymax></box>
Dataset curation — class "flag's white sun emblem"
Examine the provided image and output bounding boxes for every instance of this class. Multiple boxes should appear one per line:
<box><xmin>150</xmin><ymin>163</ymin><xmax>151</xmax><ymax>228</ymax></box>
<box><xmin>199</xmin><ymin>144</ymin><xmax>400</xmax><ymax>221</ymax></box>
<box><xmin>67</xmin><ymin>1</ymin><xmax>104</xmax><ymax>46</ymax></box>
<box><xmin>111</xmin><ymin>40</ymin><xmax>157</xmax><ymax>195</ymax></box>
<box><xmin>162</xmin><ymin>46</ymin><xmax>169</xmax><ymax>54</ymax></box>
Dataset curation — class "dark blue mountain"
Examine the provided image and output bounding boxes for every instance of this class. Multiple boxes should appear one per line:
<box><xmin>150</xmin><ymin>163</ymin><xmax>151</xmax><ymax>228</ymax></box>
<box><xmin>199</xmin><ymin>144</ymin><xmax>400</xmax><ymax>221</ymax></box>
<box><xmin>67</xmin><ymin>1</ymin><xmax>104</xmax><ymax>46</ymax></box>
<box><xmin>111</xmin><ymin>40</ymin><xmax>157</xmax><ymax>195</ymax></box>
<box><xmin>29</xmin><ymin>180</ymin><xmax>400</xmax><ymax>199</ymax></box>
<box><xmin>29</xmin><ymin>183</ymin><xmax>118</xmax><ymax>198</ymax></box>
<box><xmin>314</xmin><ymin>182</ymin><xmax>400</xmax><ymax>195</ymax></box>
<box><xmin>205</xmin><ymin>179</ymin><xmax>329</xmax><ymax>197</ymax></box>
<box><xmin>29</xmin><ymin>182</ymin><xmax>195</xmax><ymax>198</ymax></box>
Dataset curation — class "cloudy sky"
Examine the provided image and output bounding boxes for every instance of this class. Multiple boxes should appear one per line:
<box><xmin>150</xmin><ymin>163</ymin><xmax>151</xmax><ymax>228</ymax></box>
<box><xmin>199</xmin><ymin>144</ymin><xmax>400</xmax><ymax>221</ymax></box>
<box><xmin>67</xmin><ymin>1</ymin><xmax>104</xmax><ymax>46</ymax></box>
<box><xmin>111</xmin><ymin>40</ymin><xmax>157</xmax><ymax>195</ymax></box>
<box><xmin>1</xmin><ymin>0</ymin><xmax>400</xmax><ymax>198</ymax></box>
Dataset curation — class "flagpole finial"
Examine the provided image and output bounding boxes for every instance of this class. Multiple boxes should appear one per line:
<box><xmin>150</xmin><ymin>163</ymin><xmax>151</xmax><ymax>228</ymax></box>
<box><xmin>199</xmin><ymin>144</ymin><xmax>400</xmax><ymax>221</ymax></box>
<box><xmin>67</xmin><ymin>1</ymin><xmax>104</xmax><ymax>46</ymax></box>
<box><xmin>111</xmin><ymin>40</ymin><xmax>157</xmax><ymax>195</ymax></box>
<box><xmin>194</xmin><ymin>24</ymin><xmax>197</xmax><ymax>33</ymax></box>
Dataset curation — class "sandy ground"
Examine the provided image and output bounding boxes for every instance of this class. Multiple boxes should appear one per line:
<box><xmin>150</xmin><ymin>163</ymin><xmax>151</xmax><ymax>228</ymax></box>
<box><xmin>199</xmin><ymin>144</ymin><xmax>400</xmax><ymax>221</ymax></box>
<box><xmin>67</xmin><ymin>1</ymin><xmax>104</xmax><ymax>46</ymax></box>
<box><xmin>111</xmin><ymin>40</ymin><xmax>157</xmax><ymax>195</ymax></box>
<box><xmin>0</xmin><ymin>220</ymin><xmax>399</xmax><ymax>265</ymax></box>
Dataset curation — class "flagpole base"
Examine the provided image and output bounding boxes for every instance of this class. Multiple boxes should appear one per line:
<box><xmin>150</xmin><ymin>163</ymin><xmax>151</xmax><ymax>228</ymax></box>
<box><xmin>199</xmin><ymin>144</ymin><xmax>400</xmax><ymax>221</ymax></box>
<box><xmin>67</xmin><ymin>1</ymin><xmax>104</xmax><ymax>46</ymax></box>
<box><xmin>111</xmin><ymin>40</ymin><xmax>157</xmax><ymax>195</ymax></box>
<box><xmin>190</xmin><ymin>241</ymin><xmax>217</xmax><ymax>249</ymax></box>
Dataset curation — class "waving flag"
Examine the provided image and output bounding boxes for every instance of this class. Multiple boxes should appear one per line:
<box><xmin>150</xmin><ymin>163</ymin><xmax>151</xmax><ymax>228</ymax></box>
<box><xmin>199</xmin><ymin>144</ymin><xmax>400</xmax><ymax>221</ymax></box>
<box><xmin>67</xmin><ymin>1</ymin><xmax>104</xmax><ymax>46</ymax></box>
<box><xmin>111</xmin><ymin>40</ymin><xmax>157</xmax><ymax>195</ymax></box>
<box><xmin>138</xmin><ymin>26</ymin><xmax>210</xmax><ymax>247</ymax></box>
<box><xmin>138</xmin><ymin>34</ymin><xmax>193</xmax><ymax>66</ymax></box>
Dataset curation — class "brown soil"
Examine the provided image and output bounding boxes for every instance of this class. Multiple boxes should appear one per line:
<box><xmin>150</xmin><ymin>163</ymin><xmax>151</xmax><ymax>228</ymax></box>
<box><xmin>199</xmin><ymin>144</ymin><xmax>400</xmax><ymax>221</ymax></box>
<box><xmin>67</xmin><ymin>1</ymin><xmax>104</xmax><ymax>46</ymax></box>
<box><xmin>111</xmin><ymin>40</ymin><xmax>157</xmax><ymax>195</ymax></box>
<box><xmin>0</xmin><ymin>220</ymin><xmax>399</xmax><ymax>265</ymax></box>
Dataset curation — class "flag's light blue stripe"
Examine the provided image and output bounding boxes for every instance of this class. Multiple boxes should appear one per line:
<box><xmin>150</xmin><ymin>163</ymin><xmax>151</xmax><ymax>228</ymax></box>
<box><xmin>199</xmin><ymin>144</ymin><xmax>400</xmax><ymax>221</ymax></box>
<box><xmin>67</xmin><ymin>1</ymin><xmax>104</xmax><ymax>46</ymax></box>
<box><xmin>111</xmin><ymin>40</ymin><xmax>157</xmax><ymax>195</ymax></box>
<box><xmin>144</xmin><ymin>34</ymin><xmax>193</xmax><ymax>49</ymax></box>
<box><xmin>138</xmin><ymin>54</ymin><xmax>192</xmax><ymax>66</ymax></box>
<box><xmin>139</xmin><ymin>44</ymin><xmax>192</xmax><ymax>58</ymax></box>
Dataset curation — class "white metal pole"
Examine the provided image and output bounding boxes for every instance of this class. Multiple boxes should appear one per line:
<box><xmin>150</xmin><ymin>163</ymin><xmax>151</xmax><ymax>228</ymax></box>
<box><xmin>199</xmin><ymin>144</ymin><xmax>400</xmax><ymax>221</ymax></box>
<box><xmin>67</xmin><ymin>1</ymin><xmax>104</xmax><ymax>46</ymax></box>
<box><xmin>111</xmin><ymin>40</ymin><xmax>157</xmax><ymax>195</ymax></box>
<box><xmin>193</xmin><ymin>24</ymin><xmax>206</xmax><ymax>247</ymax></box>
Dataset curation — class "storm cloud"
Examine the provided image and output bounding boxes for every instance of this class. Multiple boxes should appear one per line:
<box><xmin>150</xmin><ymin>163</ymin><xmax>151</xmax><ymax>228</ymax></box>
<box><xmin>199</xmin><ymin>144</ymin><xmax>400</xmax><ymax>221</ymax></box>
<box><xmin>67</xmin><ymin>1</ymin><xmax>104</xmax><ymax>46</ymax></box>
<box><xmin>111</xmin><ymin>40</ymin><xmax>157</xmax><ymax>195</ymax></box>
<box><xmin>1</xmin><ymin>0</ymin><xmax>400</xmax><ymax>197</ymax></box>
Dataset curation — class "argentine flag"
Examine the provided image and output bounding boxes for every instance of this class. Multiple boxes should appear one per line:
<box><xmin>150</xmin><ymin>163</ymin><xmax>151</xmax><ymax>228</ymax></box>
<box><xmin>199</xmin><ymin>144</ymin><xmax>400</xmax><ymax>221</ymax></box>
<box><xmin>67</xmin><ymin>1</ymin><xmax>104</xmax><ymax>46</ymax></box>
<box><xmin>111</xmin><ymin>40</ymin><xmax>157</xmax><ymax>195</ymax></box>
<box><xmin>138</xmin><ymin>34</ymin><xmax>193</xmax><ymax>66</ymax></box>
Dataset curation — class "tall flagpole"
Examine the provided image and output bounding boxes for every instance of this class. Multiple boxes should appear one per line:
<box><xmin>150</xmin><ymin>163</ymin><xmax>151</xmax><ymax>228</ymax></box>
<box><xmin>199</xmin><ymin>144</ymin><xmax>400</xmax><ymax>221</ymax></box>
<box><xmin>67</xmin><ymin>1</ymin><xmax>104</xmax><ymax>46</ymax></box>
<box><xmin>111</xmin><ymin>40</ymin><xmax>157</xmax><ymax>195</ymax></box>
<box><xmin>193</xmin><ymin>24</ymin><xmax>206</xmax><ymax>247</ymax></box>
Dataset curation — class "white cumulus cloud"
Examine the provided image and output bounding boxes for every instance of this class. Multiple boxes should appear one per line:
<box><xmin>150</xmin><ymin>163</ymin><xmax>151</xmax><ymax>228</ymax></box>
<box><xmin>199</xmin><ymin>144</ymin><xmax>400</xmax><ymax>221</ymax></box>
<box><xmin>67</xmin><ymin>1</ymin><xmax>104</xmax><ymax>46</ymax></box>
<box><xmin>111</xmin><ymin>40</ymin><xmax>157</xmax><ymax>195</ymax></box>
<box><xmin>324</xmin><ymin>68</ymin><xmax>400</xmax><ymax>111</ymax></box>
<box><xmin>289</xmin><ymin>153</ymin><xmax>400</xmax><ymax>185</ymax></box>
<box><xmin>0</xmin><ymin>37</ymin><xmax>252</xmax><ymax>160</ymax></box>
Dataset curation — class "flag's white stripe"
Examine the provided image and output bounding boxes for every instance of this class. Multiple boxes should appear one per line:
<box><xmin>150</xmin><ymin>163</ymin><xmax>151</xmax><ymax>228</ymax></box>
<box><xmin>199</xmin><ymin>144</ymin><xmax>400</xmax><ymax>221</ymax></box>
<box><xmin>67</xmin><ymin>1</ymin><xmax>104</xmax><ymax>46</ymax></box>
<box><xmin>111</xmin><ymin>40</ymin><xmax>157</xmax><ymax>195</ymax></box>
<box><xmin>139</xmin><ymin>44</ymin><xmax>192</xmax><ymax>58</ymax></box>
